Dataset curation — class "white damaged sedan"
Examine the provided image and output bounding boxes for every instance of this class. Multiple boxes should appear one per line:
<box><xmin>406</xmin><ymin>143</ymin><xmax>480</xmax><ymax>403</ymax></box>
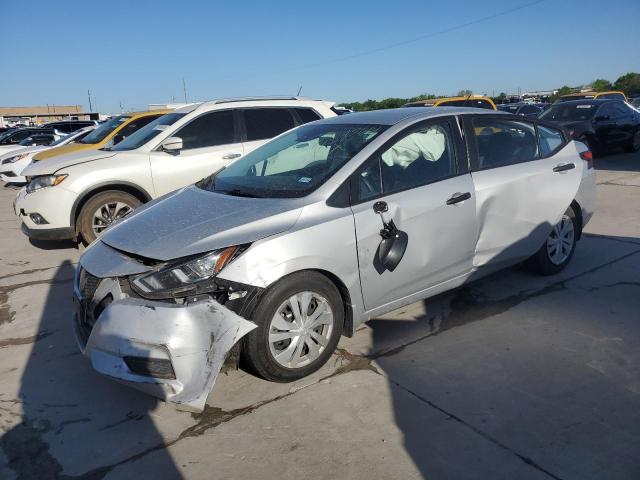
<box><xmin>73</xmin><ymin>107</ymin><xmax>595</xmax><ymax>411</ymax></box>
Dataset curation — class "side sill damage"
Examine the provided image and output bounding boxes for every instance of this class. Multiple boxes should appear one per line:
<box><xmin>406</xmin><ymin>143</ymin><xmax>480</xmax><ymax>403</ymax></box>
<box><xmin>76</xmin><ymin>297</ymin><xmax>256</xmax><ymax>412</ymax></box>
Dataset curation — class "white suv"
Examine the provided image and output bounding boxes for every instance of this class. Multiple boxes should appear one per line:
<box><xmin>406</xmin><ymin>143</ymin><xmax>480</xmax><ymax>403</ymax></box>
<box><xmin>16</xmin><ymin>97</ymin><xmax>337</xmax><ymax>243</ymax></box>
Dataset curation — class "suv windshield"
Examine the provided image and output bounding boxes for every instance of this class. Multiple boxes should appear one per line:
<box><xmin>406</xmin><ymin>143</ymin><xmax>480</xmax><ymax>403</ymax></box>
<box><xmin>539</xmin><ymin>103</ymin><xmax>597</xmax><ymax>122</ymax></box>
<box><xmin>200</xmin><ymin>123</ymin><xmax>386</xmax><ymax>198</ymax></box>
<box><xmin>79</xmin><ymin>116</ymin><xmax>129</xmax><ymax>144</ymax></box>
<box><xmin>108</xmin><ymin>113</ymin><xmax>186</xmax><ymax>151</ymax></box>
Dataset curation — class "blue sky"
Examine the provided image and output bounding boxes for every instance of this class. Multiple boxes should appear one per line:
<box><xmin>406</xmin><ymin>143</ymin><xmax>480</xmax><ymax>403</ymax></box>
<box><xmin>1</xmin><ymin>0</ymin><xmax>639</xmax><ymax>113</ymax></box>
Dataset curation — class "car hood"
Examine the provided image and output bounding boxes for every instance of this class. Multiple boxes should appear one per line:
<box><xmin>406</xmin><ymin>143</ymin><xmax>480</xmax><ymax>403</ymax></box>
<box><xmin>22</xmin><ymin>149</ymin><xmax>116</xmax><ymax>176</ymax></box>
<box><xmin>0</xmin><ymin>144</ymin><xmax>45</xmax><ymax>161</ymax></box>
<box><xmin>99</xmin><ymin>185</ymin><xmax>305</xmax><ymax>261</ymax></box>
<box><xmin>32</xmin><ymin>142</ymin><xmax>96</xmax><ymax>161</ymax></box>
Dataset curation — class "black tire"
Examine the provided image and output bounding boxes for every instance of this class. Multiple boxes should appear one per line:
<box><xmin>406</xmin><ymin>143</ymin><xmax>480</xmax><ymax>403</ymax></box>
<box><xmin>77</xmin><ymin>190</ymin><xmax>141</xmax><ymax>245</ymax></box>
<box><xmin>242</xmin><ymin>271</ymin><xmax>344</xmax><ymax>382</ymax></box>
<box><xmin>623</xmin><ymin>129</ymin><xmax>640</xmax><ymax>153</ymax></box>
<box><xmin>527</xmin><ymin>206</ymin><xmax>578</xmax><ymax>275</ymax></box>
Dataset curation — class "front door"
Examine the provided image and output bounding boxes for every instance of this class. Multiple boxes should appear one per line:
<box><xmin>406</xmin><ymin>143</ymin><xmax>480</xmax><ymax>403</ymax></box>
<box><xmin>150</xmin><ymin>109</ymin><xmax>243</xmax><ymax>196</ymax></box>
<box><xmin>351</xmin><ymin>118</ymin><xmax>477</xmax><ymax>312</ymax></box>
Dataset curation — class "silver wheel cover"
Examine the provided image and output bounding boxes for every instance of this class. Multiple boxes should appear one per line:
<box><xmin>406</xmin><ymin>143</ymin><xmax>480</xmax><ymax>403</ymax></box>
<box><xmin>268</xmin><ymin>291</ymin><xmax>334</xmax><ymax>369</ymax></box>
<box><xmin>92</xmin><ymin>201</ymin><xmax>133</xmax><ymax>236</ymax></box>
<box><xmin>546</xmin><ymin>214</ymin><xmax>575</xmax><ymax>265</ymax></box>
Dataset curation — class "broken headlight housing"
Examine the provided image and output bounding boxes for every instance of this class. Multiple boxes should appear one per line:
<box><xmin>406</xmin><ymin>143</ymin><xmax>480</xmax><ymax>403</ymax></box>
<box><xmin>131</xmin><ymin>246</ymin><xmax>242</xmax><ymax>297</ymax></box>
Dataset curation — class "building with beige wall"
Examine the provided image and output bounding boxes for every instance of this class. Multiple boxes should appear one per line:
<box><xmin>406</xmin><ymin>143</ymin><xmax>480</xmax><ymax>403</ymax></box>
<box><xmin>0</xmin><ymin>105</ymin><xmax>97</xmax><ymax>125</ymax></box>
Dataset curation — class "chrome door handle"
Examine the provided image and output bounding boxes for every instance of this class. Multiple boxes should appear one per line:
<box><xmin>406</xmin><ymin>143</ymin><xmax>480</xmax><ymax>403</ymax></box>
<box><xmin>553</xmin><ymin>163</ymin><xmax>575</xmax><ymax>173</ymax></box>
<box><xmin>446</xmin><ymin>192</ymin><xmax>471</xmax><ymax>205</ymax></box>
<box><xmin>222</xmin><ymin>153</ymin><xmax>242</xmax><ymax>160</ymax></box>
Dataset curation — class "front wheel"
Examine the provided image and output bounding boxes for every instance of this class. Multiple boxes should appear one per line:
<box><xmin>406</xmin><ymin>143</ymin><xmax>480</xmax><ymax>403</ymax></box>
<box><xmin>527</xmin><ymin>207</ymin><xmax>578</xmax><ymax>275</ymax></box>
<box><xmin>77</xmin><ymin>190</ymin><xmax>141</xmax><ymax>244</ymax></box>
<box><xmin>242</xmin><ymin>271</ymin><xmax>344</xmax><ymax>382</ymax></box>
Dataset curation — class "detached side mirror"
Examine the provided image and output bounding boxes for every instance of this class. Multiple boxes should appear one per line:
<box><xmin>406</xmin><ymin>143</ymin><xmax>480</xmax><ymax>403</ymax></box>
<box><xmin>161</xmin><ymin>136</ymin><xmax>183</xmax><ymax>153</ymax></box>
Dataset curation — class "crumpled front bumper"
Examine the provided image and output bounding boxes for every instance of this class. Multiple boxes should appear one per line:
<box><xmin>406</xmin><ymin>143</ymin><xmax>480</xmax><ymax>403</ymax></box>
<box><xmin>73</xmin><ymin>280</ymin><xmax>256</xmax><ymax>412</ymax></box>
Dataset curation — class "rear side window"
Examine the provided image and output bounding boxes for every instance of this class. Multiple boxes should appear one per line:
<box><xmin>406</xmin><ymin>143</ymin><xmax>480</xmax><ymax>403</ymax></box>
<box><xmin>357</xmin><ymin>121</ymin><xmax>456</xmax><ymax>201</ymax></box>
<box><xmin>175</xmin><ymin>110</ymin><xmax>235</xmax><ymax>150</ymax></box>
<box><xmin>294</xmin><ymin>108</ymin><xmax>322</xmax><ymax>124</ymax></box>
<box><xmin>472</xmin><ymin>119</ymin><xmax>539</xmax><ymax>169</ymax></box>
<box><xmin>243</xmin><ymin>108</ymin><xmax>295</xmax><ymax>141</ymax></box>
<box><xmin>538</xmin><ymin>125</ymin><xmax>564</xmax><ymax>156</ymax></box>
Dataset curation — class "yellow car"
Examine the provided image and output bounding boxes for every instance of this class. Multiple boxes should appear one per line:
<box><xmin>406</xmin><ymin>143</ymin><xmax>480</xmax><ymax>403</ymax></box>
<box><xmin>558</xmin><ymin>91</ymin><xmax>627</xmax><ymax>102</ymax></box>
<box><xmin>33</xmin><ymin>109</ymin><xmax>171</xmax><ymax>161</ymax></box>
<box><xmin>403</xmin><ymin>96</ymin><xmax>497</xmax><ymax>110</ymax></box>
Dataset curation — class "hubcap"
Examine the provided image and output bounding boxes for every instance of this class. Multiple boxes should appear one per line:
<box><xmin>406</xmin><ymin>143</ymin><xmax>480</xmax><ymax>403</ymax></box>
<box><xmin>546</xmin><ymin>215</ymin><xmax>575</xmax><ymax>265</ymax></box>
<box><xmin>92</xmin><ymin>201</ymin><xmax>133</xmax><ymax>236</ymax></box>
<box><xmin>268</xmin><ymin>291</ymin><xmax>334</xmax><ymax>369</ymax></box>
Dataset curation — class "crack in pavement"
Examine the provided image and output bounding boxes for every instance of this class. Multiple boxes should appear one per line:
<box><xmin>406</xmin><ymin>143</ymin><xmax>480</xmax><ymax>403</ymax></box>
<box><xmin>389</xmin><ymin>379</ymin><xmax>566</xmax><ymax>480</ymax></box>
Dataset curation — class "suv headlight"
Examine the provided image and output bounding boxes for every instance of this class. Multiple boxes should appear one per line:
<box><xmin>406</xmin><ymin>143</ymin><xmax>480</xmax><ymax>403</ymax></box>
<box><xmin>131</xmin><ymin>246</ymin><xmax>242</xmax><ymax>297</ymax></box>
<box><xmin>26</xmin><ymin>174</ymin><xmax>67</xmax><ymax>193</ymax></box>
<box><xmin>3</xmin><ymin>153</ymin><xmax>29</xmax><ymax>164</ymax></box>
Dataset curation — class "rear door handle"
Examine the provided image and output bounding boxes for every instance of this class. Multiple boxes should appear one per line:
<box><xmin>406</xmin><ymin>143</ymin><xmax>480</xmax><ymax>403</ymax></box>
<box><xmin>222</xmin><ymin>153</ymin><xmax>242</xmax><ymax>160</ymax></box>
<box><xmin>553</xmin><ymin>163</ymin><xmax>575</xmax><ymax>173</ymax></box>
<box><xmin>446</xmin><ymin>192</ymin><xmax>471</xmax><ymax>205</ymax></box>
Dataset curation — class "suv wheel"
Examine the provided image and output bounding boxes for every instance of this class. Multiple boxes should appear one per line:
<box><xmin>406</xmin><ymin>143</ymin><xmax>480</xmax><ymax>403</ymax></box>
<box><xmin>242</xmin><ymin>271</ymin><xmax>344</xmax><ymax>382</ymax></box>
<box><xmin>528</xmin><ymin>206</ymin><xmax>578</xmax><ymax>275</ymax></box>
<box><xmin>78</xmin><ymin>190</ymin><xmax>141</xmax><ymax>244</ymax></box>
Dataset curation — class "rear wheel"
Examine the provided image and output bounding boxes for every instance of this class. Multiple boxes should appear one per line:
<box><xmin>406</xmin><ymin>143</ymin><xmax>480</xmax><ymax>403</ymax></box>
<box><xmin>528</xmin><ymin>206</ymin><xmax>578</xmax><ymax>275</ymax></box>
<box><xmin>242</xmin><ymin>271</ymin><xmax>343</xmax><ymax>382</ymax></box>
<box><xmin>623</xmin><ymin>129</ymin><xmax>640</xmax><ymax>153</ymax></box>
<box><xmin>78</xmin><ymin>190</ymin><xmax>141</xmax><ymax>244</ymax></box>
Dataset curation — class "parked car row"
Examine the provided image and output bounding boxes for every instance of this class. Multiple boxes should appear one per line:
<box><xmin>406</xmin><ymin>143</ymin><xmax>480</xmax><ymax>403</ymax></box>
<box><xmin>4</xmin><ymin>95</ymin><xmax>599</xmax><ymax>411</ymax></box>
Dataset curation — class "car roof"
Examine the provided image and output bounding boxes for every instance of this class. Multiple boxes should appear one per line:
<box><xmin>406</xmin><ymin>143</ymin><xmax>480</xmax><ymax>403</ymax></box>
<box><xmin>318</xmin><ymin>107</ymin><xmax>503</xmax><ymax>126</ymax></box>
<box><xmin>174</xmin><ymin>96</ymin><xmax>334</xmax><ymax>114</ymax></box>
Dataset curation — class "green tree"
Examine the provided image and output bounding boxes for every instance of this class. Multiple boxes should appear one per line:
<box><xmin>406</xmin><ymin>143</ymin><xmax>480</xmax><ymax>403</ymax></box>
<box><xmin>591</xmin><ymin>79</ymin><xmax>612</xmax><ymax>91</ymax></box>
<box><xmin>614</xmin><ymin>72</ymin><xmax>640</xmax><ymax>97</ymax></box>
<box><xmin>551</xmin><ymin>85</ymin><xmax>572</xmax><ymax>102</ymax></box>
<box><xmin>457</xmin><ymin>89</ymin><xmax>473</xmax><ymax>97</ymax></box>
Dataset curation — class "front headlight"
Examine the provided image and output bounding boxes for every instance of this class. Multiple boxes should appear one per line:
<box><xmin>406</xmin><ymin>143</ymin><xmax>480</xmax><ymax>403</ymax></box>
<box><xmin>26</xmin><ymin>174</ymin><xmax>67</xmax><ymax>194</ymax></box>
<box><xmin>131</xmin><ymin>246</ymin><xmax>241</xmax><ymax>297</ymax></box>
<box><xmin>2</xmin><ymin>153</ymin><xmax>29</xmax><ymax>164</ymax></box>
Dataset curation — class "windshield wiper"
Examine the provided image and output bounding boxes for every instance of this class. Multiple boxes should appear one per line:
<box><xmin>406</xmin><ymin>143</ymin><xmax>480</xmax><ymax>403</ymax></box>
<box><xmin>217</xmin><ymin>189</ymin><xmax>262</xmax><ymax>198</ymax></box>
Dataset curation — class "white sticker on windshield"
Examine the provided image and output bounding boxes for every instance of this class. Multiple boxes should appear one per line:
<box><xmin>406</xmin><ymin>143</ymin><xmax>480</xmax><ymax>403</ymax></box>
<box><xmin>576</xmin><ymin>105</ymin><xmax>593</xmax><ymax>109</ymax></box>
<box><xmin>298</xmin><ymin>177</ymin><xmax>312</xmax><ymax>183</ymax></box>
<box><xmin>118</xmin><ymin>118</ymin><xmax>127</xmax><ymax>122</ymax></box>
<box><xmin>153</xmin><ymin>125</ymin><xmax>170</xmax><ymax>131</ymax></box>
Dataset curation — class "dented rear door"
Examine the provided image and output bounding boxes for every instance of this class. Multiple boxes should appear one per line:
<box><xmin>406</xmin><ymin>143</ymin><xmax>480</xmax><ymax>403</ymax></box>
<box><xmin>465</xmin><ymin>116</ymin><xmax>583</xmax><ymax>268</ymax></box>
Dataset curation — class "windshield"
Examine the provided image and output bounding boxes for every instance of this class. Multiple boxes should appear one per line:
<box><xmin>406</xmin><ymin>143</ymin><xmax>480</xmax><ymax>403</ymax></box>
<box><xmin>79</xmin><ymin>116</ymin><xmax>129</xmax><ymax>144</ymax></box>
<box><xmin>199</xmin><ymin>123</ymin><xmax>387</xmax><ymax>198</ymax></box>
<box><xmin>539</xmin><ymin>103</ymin><xmax>597</xmax><ymax>122</ymax></box>
<box><xmin>438</xmin><ymin>99</ymin><xmax>494</xmax><ymax>109</ymax></box>
<box><xmin>558</xmin><ymin>95</ymin><xmax>594</xmax><ymax>102</ymax></box>
<box><xmin>108</xmin><ymin>113</ymin><xmax>186</xmax><ymax>151</ymax></box>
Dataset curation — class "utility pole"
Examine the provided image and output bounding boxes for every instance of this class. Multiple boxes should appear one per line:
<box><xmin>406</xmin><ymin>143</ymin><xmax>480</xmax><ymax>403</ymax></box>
<box><xmin>87</xmin><ymin>89</ymin><xmax>93</xmax><ymax>112</ymax></box>
<box><xmin>297</xmin><ymin>85</ymin><xmax>303</xmax><ymax>96</ymax></box>
<box><xmin>182</xmin><ymin>78</ymin><xmax>188</xmax><ymax>103</ymax></box>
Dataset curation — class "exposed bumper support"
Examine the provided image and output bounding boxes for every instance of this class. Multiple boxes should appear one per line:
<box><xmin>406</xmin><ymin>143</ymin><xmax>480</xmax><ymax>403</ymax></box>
<box><xmin>75</xmin><ymin>295</ymin><xmax>257</xmax><ymax>412</ymax></box>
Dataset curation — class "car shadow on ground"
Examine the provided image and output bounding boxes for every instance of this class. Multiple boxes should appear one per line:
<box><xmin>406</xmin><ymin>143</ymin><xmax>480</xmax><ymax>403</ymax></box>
<box><xmin>366</xmin><ymin>232</ymin><xmax>640</xmax><ymax>479</ymax></box>
<box><xmin>0</xmin><ymin>260</ymin><xmax>184</xmax><ymax>479</ymax></box>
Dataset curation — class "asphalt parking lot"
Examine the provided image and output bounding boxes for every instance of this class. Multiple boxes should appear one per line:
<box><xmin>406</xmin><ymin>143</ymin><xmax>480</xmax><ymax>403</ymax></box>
<box><xmin>0</xmin><ymin>152</ymin><xmax>638</xmax><ymax>480</ymax></box>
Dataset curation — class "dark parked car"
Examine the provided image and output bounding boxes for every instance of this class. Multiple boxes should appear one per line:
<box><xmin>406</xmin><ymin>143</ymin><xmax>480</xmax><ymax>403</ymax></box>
<box><xmin>18</xmin><ymin>133</ymin><xmax>59</xmax><ymax>146</ymax></box>
<box><xmin>0</xmin><ymin>127</ymin><xmax>56</xmax><ymax>146</ymax></box>
<box><xmin>498</xmin><ymin>103</ymin><xmax>550</xmax><ymax>117</ymax></box>
<box><xmin>539</xmin><ymin>99</ymin><xmax>640</xmax><ymax>155</ymax></box>
<box><xmin>40</xmin><ymin>120</ymin><xmax>97</xmax><ymax>134</ymax></box>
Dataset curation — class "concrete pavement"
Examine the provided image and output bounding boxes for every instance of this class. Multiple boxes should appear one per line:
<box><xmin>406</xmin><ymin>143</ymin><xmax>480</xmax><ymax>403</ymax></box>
<box><xmin>0</xmin><ymin>151</ymin><xmax>639</xmax><ymax>479</ymax></box>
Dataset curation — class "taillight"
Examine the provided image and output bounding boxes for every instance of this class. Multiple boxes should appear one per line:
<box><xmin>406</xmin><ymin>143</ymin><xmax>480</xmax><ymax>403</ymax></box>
<box><xmin>580</xmin><ymin>150</ymin><xmax>594</xmax><ymax>169</ymax></box>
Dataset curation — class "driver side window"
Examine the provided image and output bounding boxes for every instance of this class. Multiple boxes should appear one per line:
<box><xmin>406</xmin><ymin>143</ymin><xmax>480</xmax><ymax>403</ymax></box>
<box><xmin>357</xmin><ymin>121</ymin><xmax>456</xmax><ymax>201</ymax></box>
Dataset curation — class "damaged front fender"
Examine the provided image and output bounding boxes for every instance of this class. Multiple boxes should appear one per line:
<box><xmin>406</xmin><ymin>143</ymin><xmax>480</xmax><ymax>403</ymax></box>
<box><xmin>80</xmin><ymin>297</ymin><xmax>256</xmax><ymax>412</ymax></box>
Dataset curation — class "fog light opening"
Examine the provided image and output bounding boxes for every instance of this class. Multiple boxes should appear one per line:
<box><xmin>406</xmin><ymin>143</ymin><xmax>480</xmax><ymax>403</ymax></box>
<box><xmin>123</xmin><ymin>356</ymin><xmax>176</xmax><ymax>380</ymax></box>
<box><xmin>29</xmin><ymin>213</ymin><xmax>49</xmax><ymax>225</ymax></box>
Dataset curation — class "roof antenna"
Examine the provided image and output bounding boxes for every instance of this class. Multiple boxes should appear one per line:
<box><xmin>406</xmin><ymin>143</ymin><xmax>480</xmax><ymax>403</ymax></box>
<box><xmin>297</xmin><ymin>85</ymin><xmax>303</xmax><ymax>96</ymax></box>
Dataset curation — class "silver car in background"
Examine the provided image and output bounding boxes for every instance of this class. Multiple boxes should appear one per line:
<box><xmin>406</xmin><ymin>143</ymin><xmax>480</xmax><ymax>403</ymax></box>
<box><xmin>74</xmin><ymin>107</ymin><xmax>596</xmax><ymax>411</ymax></box>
